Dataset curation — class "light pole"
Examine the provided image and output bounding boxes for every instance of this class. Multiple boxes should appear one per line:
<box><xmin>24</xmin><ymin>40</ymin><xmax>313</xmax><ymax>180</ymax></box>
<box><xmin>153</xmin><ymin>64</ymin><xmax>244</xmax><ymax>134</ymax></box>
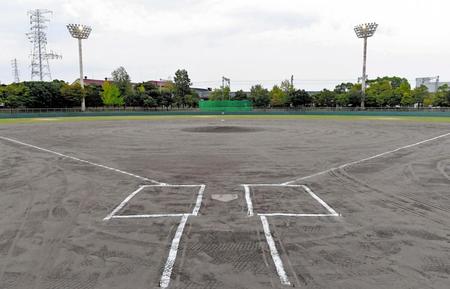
<box><xmin>67</xmin><ymin>24</ymin><xmax>92</xmax><ymax>111</ymax></box>
<box><xmin>354</xmin><ymin>22</ymin><xmax>378</xmax><ymax>109</ymax></box>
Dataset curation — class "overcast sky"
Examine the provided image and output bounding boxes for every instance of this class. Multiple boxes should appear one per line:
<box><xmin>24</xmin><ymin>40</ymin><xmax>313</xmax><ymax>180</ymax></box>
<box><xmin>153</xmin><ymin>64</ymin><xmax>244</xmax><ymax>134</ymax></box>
<box><xmin>1</xmin><ymin>0</ymin><xmax>449</xmax><ymax>90</ymax></box>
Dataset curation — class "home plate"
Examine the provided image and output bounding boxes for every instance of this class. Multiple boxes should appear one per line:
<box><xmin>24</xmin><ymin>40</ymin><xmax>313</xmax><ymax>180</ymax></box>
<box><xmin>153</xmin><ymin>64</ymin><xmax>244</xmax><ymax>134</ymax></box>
<box><xmin>211</xmin><ymin>194</ymin><xmax>238</xmax><ymax>202</ymax></box>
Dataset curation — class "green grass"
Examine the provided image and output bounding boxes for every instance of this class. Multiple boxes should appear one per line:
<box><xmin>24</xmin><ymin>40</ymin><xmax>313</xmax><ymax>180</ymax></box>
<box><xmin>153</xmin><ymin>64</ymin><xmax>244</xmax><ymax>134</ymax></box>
<box><xmin>0</xmin><ymin>114</ymin><xmax>450</xmax><ymax>125</ymax></box>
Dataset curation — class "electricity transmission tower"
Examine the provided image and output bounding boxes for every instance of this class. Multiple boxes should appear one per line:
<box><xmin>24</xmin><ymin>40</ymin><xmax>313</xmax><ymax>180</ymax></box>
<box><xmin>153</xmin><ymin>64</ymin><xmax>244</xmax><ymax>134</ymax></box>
<box><xmin>11</xmin><ymin>59</ymin><xmax>20</xmax><ymax>83</ymax></box>
<box><xmin>27</xmin><ymin>9</ymin><xmax>62</xmax><ymax>81</ymax></box>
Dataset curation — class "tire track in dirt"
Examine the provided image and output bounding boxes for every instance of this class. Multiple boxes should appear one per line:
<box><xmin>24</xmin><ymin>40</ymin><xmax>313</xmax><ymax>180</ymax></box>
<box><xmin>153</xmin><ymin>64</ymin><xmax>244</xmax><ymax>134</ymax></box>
<box><xmin>0</xmin><ymin>147</ymin><xmax>55</xmax><ymax>287</ymax></box>
<box><xmin>28</xmin><ymin>166</ymin><xmax>96</xmax><ymax>289</ymax></box>
<box><xmin>329</xmin><ymin>168</ymin><xmax>447</xmax><ymax>225</ymax></box>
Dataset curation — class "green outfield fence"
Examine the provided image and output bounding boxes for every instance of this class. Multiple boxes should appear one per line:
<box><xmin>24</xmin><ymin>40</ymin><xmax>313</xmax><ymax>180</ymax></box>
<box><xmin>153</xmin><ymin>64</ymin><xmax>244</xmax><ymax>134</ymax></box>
<box><xmin>199</xmin><ymin>100</ymin><xmax>253</xmax><ymax>112</ymax></box>
<box><xmin>1</xmin><ymin>107</ymin><xmax>450</xmax><ymax>118</ymax></box>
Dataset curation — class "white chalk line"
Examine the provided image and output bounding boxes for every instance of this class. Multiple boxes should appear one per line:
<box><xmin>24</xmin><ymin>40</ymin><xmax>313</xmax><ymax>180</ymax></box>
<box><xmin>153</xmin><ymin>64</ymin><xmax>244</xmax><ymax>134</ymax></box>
<box><xmin>260</xmin><ymin>213</ymin><xmax>338</xmax><ymax>217</ymax></box>
<box><xmin>241</xmin><ymin>184</ymin><xmax>340</xmax><ymax>217</ymax></box>
<box><xmin>141</xmin><ymin>184</ymin><xmax>202</xmax><ymax>188</ymax></box>
<box><xmin>0</xmin><ymin>136</ymin><xmax>164</xmax><ymax>185</ymax></box>
<box><xmin>111</xmin><ymin>213</ymin><xmax>187</xmax><ymax>219</ymax></box>
<box><xmin>103</xmin><ymin>184</ymin><xmax>205</xmax><ymax>220</ymax></box>
<box><xmin>260</xmin><ymin>216</ymin><xmax>291</xmax><ymax>286</ymax></box>
<box><xmin>191</xmin><ymin>185</ymin><xmax>206</xmax><ymax>216</ymax></box>
<box><xmin>103</xmin><ymin>186</ymin><xmax>145</xmax><ymax>220</ymax></box>
<box><xmin>244</xmin><ymin>185</ymin><xmax>254</xmax><ymax>216</ymax></box>
<box><xmin>160</xmin><ymin>214</ymin><xmax>189</xmax><ymax>288</ymax></box>
<box><xmin>103</xmin><ymin>184</ymin><xmax>205</xmax><ymax>288</ymax></box>
<box><xmin>244</xmin><ymin>184</ymin><xmax>339</xmax><ymax>286</ymax></box>
<box><xmin>301</xmin><ymin>185</ymin><xmax>338</xmax><ymax>216</ymax></box>
<box><xmin>281</xmin><ymin>131</ymin><xmax>450</xmax><ymax>185</ymax></box>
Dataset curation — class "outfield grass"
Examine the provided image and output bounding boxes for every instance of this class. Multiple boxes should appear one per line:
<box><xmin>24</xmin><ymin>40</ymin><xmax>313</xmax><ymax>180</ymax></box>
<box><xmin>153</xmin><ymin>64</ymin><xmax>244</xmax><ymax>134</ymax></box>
<box><xmin>1</xmin><ymin>114</ymin><xmax>450</xmax><ymax>125</ymax></box>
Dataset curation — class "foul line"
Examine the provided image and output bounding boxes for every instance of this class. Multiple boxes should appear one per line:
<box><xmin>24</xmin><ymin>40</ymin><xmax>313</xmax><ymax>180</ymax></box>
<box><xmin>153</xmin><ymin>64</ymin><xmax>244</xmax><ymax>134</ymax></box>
<box><xmin>281</xmin><ymin>132</ymin><xmax>450</xmax><ymax>185</ymax></box>
<box><xmin>0</xmin><ymin>136</ymin><xmax>164</xmax><ymax>185</ymax></box>
<box><xmin>160</xmin><ymin>214</ymin><xmax>189</xmax><ymax>288</ymax></box>
<box><xmin>244</xmin><ymin>185</ymin><xmax>254</xmax><ymax>216</ymax></box>
<box><xmin>260</xmin><ymin>216</ymin><xmax>291</xmax><ymax>286</ymax></box>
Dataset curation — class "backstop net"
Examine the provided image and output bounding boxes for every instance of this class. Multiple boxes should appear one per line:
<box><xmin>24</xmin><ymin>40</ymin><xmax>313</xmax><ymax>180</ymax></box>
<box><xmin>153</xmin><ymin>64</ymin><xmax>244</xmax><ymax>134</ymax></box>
<box><xmin>199</xmin><ymin>100</ymin><xmax>253</xmax><ymax>112</ymax></box>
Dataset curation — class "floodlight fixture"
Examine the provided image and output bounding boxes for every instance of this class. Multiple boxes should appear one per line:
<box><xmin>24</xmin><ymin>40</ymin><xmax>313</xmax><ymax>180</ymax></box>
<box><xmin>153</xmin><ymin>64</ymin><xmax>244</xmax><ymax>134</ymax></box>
<box><xmin>354</xmin><ymin>22</ymin><xmax>378</xmax><ymax>38</ymax></box>
<box><xmin>67</xmin><ymin>24</ymin><xmax>92</xmax><ymax>39</ymax></box>
<box><xmin>67</xmin><ymin>24</ymin><xmax>92</xmax><ymax>111</ymax></box>
<box><xmin>354</xmin><ymin>22</ymin><xmax>378</xmax><ymax>109</ymax></box>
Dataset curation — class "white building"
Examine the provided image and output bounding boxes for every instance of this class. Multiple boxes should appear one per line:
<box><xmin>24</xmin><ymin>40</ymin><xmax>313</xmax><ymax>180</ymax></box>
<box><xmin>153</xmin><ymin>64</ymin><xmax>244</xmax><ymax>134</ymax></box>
<box><xmin>416</xmin><ymin>77</ymin><xmax>450</xmax><ymax>93</ymax></box>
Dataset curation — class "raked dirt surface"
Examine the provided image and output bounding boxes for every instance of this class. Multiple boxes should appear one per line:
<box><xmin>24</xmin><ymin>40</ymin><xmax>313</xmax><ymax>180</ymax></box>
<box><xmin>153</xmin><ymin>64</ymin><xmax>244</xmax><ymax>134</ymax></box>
<box><xmin>0</xmin><ymin>117</ymin><xmax>449</xmax><ymax>289</ymax></box>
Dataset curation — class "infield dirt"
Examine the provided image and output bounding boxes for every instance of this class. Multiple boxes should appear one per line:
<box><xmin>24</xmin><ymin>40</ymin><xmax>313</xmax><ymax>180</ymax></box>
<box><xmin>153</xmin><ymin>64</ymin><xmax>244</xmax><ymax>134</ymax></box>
<box><xmin>0</xmin><ymin>118</ymin><xmax>449</xmax><ymax>289</ymax></box>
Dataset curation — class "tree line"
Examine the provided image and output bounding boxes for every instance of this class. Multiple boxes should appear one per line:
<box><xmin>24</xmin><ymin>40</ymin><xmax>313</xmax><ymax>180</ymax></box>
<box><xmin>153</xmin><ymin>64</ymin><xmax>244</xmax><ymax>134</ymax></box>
<box><xmin>210</xmin><ymin>76</ymin><xmax>450</xmax><ymax>108</ymax></box>
<box><xmin>1</xmin><ymin>70</ymin><xmax>450</xmax><ymax>108</ymax></box>
<box><xmin>0</xmin><ymin>67</ymin><xmax>199</xmax><ymax>109</ymax></box>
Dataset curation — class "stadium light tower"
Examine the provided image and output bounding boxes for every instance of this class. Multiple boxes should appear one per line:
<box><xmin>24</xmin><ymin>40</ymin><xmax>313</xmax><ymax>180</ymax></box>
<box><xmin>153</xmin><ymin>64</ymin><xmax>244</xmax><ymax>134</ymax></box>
<box><xmin>67</xmin><ymin>24</ymin><xmax>92</xmax><ymax>111</ymax></box>
<box><xmin>354</xmin><ymin>22</ymin><xmax>378</xmax><ymax>109</ymax></box>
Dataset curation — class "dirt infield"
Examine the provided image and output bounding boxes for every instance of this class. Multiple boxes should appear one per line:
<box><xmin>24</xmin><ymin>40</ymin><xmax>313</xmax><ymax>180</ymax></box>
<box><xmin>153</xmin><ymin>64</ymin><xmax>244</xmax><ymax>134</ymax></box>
<box><xmin>0</xmin><ymin>118</ymin><xmax>449</xmax><ymax>289</ymax></box>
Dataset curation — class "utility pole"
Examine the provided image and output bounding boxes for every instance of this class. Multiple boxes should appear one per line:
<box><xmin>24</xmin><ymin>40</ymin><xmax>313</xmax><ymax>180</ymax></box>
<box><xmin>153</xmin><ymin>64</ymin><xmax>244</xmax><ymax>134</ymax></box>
<box><xmin>11</xmin><ymin>59</ymin><xmax>20</xmax><ymax>83</ymax></box>
<box><xmin>27</xmin><ymin>9</ymin><xmax>62</xmax><ymax>81</ymax></box>
<box><xmin>354</xmin><ymin>22</ymin><xmax>378</xmax><ymax>109</ymax></box>
<box><xmin>290</xmin><ymin>75</ymin><xmax>294</xmax><ymax>89</ymax></box>
<box><xmin>222</xmin><ymin>76</ymin><xmax>230</xmax><ymax>99</ymax></box>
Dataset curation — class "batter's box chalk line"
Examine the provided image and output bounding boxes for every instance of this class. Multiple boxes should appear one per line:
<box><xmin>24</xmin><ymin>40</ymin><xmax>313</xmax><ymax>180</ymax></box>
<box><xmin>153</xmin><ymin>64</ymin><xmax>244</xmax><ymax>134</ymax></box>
<box><xmin>103</xmin><ymin>184</ymin><xmax>206</xmax><ymax>221</ymax></box>
<box><xmin>103</xmin><ymin>184</ymin><xmax>205</xmax><ymax>289</ymax></box>
<box><xmin>241</xmin><ymin>184</ymin><xmax>340</xmax><ymax>217</ymax></box>
<box><xmin>242</xmin><ymin>184</ymin><xmax>340</xmax><ymax>286</ymax></box>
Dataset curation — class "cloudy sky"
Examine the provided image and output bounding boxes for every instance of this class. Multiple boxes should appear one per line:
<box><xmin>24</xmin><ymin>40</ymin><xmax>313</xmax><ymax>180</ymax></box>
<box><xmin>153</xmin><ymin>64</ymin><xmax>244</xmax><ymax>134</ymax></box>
<box><xmin>1</xmin><ymin>0</ymin><xmax>449</xmax><ymax>90</ymax></box>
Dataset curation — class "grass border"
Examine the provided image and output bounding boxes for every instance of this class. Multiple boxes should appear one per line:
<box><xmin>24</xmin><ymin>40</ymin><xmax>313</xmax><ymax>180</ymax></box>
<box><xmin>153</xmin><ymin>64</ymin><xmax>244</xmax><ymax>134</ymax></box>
<box><xmin>1</xmin><ymin>114</ymin><xmax>450</xmax><ymax>125</ymax></box>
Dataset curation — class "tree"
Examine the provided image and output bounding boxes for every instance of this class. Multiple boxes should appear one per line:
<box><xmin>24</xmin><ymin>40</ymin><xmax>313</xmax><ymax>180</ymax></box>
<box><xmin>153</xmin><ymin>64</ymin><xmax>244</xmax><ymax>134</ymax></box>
<box><xmin>249</xmin><ymin>84</ymin><xmax>270</xmax><ymax>107</ymax></box>
<box><xmin>125</xmin><ymin>84</ymin><xmax>145</xmax><ymax>107</ymax></box>
<box><xmin>234</xmin><ymin>90</ymin><xmax>248</xmax><ymax>100</ymax></box>
<box><xmin>334</xmin><ymin>82</ymin><xmax>354</xmax><ymax>94</ymax></box>
<box><xmin>400</xmin><ymin>93</ymin><xmax>414</xmax><ymax>106</ymax></box>
<box><xmin>173</xmin><ymin>69</ymin><xmax>191</xmax><ymax>107</ymax></box>
<box><xmin>432</xmin><ymin>84</ymin><xmax>450</xmax><ymax>107</ymax></box>
<box><xmin>60</xmin><ymin>83</ymin><xmax>83</xmax><ymax>107</ymax></box>
<box><xmin>101</xmin><ymin>81</ymin><xmax>124</xmax><ymax>106</ymax></box>
<box><xmin>0</xmin><ymin>85</ymin><xmax>6</xmax><ymax>106</ymax></box>
<box><xmin>313</xmin><ymin>89</ymin><xmax>336</xmax><ymax>107</ymax></box>
<box><xmin>336</xmin><ymin>93</ymin><xmax>350</xmax><ymax>107</ymax></box>
<box><xmin>185</xmin><ymin>90</ymin><xmax>200</xmax><ymax>107</ymax></box>
<box><xmin>85</xmin><ymin>84</ymin><xmax>103</xmax><ymax>107</ymax></box>
<box><xmin>270</xmin><ymin>85</ymin><xmax>287</xmax><ymax>107</ymax></box>
<box><xmin>111</xmin><ymin>67</ymin><xmax>133</xmax><ymax>97</ymax></box>
<box><xmin>159</xmin><ymin>87</ymin><xmax>174</xmax><ymax>108</ymax></box>
<box><xmin>143</xmin><ymin>96</ymin><xmax>157</xmax><ymax>108</ymax></box>
<box><xmin>280</xmin><ymin>79</ymin><xmax>294</xmax><ymax>95</ymax></box>
<box><xmin>410</xmin><ymin>85</ymin><xmax>429</xmax><ymax>106</ymax></box>
<box><xmin>289</xmin><ymin>89</ymin><xmax>311</xmax><ymax>107</ymax></box>
<box><xmin>368</xmin><ymin>76</ymin><xmax>409</xmax><ymax>90</ymax></box>
<box><xmin>20</xmin><ymin>80</ymin><xmax>66</xmax><ymax>108</ymax></box>
<box><xmin>366</xmin><ymin>80</ymin><xmax>393</xmax><ymax>107</ymax></box>
<box><xmin>209</xmin><ymin>86</ymin><xmax>230</xmax><ymax>100</ymax></box>
<box><xmin>3</xmin><ymin>83</ymin><xmax>30</xmax><ymax>108</ymax></box>
<box><xmin>347</xmin><ymin>84</ymin><xmax>362</xmax><ymax>107</ymax></box>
